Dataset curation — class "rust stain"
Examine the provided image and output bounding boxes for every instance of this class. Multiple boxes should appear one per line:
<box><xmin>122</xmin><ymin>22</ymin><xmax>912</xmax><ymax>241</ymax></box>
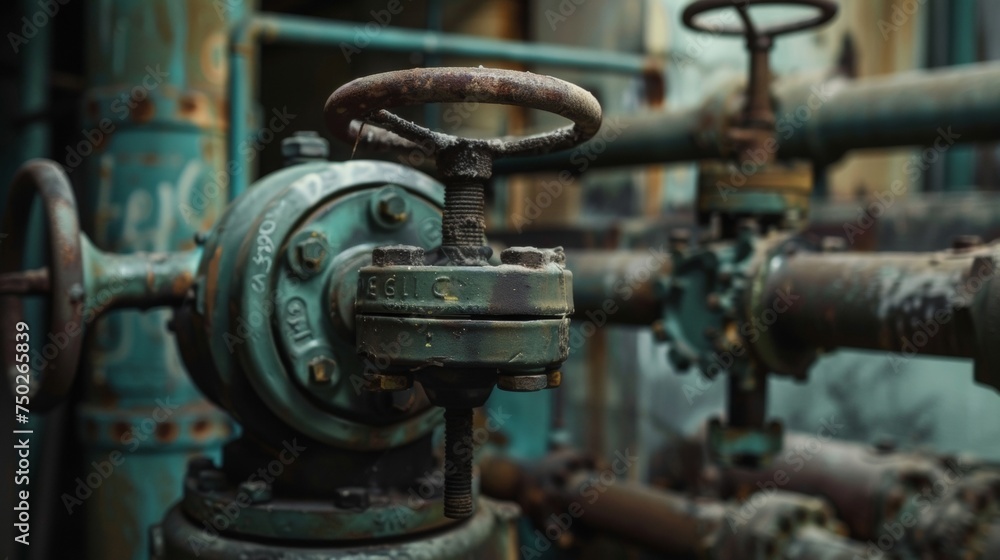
<box><xmin>132</xmin><ymin>98</ymin><xmax>155</xmax><ymax>123</ymax></box>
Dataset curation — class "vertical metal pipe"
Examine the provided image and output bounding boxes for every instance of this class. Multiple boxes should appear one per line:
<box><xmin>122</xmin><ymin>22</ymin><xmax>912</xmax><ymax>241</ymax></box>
<box><xmin>80</xmin><ymin>1</ymin><xmax>243</xmax><ymax>558</ymax></box>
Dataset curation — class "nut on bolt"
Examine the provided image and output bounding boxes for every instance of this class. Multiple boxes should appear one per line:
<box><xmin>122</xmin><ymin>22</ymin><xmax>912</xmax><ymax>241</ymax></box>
<box><xmin>372</xmin><ymin>187</ymin><xmax>411</xmax><ymax>228</ymax></box>
<box><xmin>289</xmin><ymin>232</ymin><xmax>330</xmax><ymax>278</ymax></box>
<box><xmin>308</xmin><ymin>356</ymin><xmax>337</xmax><ymax>384</ymax></box>
<box><xmin>366</xmin><ymin>372</ymin><xmax>412</xmax><ymax>391</ymax></box>
<box><xmin>372</xmin><ymin>245</ymin><xmax>424</xmax><ymax>267</ymax></box>
<box><xmin>238</xmin><ymin>480</ymin><xmax>273</xmax><ymax>504</ymax></box>
<box><xmin>501</xmin><ymin>247</ymin><xmax>547</xmax><ymax>268</ymax></box>
<box><xmin>498</xmin><ymin>373</ymin><xmax>549</xmax><ymax>392</ymax></box>
<box><xmin>281</xmin><ymin>130</ymin><xmax>330</xmax><ymax>166</ymax></box>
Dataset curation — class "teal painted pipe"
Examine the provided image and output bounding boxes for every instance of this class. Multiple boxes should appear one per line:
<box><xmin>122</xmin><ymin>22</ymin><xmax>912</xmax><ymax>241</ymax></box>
<box><xmin>228</xmin><ymin>12</ymin><xmax>654</xmax><ymax>200</ymax></box>
<box><xmin>493</xmin><ymin>61</ymin><xmax>1000</xmax><ymax>174</ymax></box>
<box><xmin>944</xmin><ymin>0</ymin><xmax>978</xmax><ymax>191</ymax></box>
<box><xmin>79</xmin><ymin>1</ymin><xmax>242</xmax><ymax>558</ymax></box>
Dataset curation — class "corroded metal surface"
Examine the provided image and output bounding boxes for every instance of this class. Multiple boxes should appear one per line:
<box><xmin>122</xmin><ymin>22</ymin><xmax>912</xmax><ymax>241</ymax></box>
<box><xmin>751</xmin><ymin>242</ymin><xmax>1000</xmax><ymax>390</ymax></box>
<box><xmin>493</xmin><ymin>61</ymin><xmax>1000</xmax><ymax>174</ymax></box>
<box><xmin>157</xmin><ymin>495</ymin><xmax>519</xmax><ymax>559</ymax></box>
<box><xmin>0</xmin><ymin>160</ymin><xmax>84</xmax><ymax>412</ymax></box>
<box><xmin>324</xmin><ymin>67</ymin><xmax>602</xmax><ymax>161</ymax></box>
<box><xmin>682</xmin><ymin>0</ymin><xmax>838</xmax><ymax>38</ymax></box>
<box><xmin>480</xmin><ymin>449</ymin><xmax>869</xmax><ymax>559</ymax></box>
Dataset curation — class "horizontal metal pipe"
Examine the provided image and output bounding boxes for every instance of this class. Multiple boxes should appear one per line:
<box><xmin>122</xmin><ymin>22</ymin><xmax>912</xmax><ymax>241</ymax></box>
<box><xmin>479</xmin><ymin>453</ymin><xmax>723</xmax><ymax>557</ymax></box>
<box><xmin>494</xmin><ymin>61</ymin><xmax>1000</xmax><ymax>174</ymax></box>
<box><xmin>564</xmin><ymin>249</ymin><xmax>671</xmax><ymax>325</ymax></box>
<box><xmin>229</xmin><ymin>13</ymin><xmax>655</xmax><ymax>199</ymax></box>
<box><xmin>754</xmin><ymin>244</ymin><xmax>1000</xmax><ymax>389</ymax></box>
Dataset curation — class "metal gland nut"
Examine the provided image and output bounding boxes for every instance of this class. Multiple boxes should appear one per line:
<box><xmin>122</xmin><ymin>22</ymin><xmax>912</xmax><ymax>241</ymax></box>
<box><xmin>372</xmin><ymin>245</ymin><xmax>424</xmax><ymax>267</ymax></box>
<box><xmin>500</xmin><ymin>246</ymin><xmax>547</xmax><ymax>269</ymax></box>
<box><xmin>238</xmin><ymin>480</ymin><xmax>273</xmax><ymax>504</ymax></box>
<box><xmin>366</xmin><ymin>372</ymin><xmax>412</xmax><ymax>392</ymax></box>
<box><xmin>497</xmin><ymin>373</ymin><xmax>549</xmax><ymax>392</ymax></box>
<box><xmin>281</xmin><ymin>130</ymin><xmax>329</xmax><ymax>165</ymax></box>
<box><xmin>196</xmin><ymin>469</ymin><xmax>227</xmax><ymax>492</ymax></box>
<box><xmin>308</xmin><ymin>356</ymin><xmax>337</xmax><ymax>385</ymax></box>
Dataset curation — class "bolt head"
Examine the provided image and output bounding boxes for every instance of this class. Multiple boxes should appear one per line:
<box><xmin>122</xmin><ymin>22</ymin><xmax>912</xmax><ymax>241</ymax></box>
<box><xmin>372</xmin><ymin>245</ymin><xmax>424</xmax><ymax>267</ymax></box>
<box><xmin>952</xmin><ymin>235</ymin><xmax>982</xmax><ymax>251</ymax></box>
<box><xmin>378</xmin><ymin>192</ymin><xmax>409</xmax><ymax>223</ymax></box>
<box><xmin>196</xmin><ymin>469</ymin><xmax>227</xmax><ymax>492</ymax></box>
<box><xmin>366</xmin><ymin>372</ymin><xmax>412</xmax><ymax>391</ymax></box>
<box><xmin>500</xmin><ymin>247</ymin><xmax>546</xmax><ymax>268</ymax></box>
<box><xmin>238</xmin><ymin>480</ymin><xmax>273</xmax><ymax>504</ymax></box>
<box><xmin>308</xmin><ymin>356</ymin><xmax>337</xmax><ymax>384</ymax></box>
<box><xmin>333</xmin><ymin>487</ymin><xmax>370</xmax><ymax>511</ymax></box>
<box><xmin>545</xmin><ymin>370</ymin><xmax>562</xmax><ymax>388</ymax></box>
<box><xmin>297</xmin><ymin>237</ymin><xmax>328</xmax><ymax>271</ymax></box>
<box><xmin>497</xmin><ymin>373</ymin><xmax>549</xmax><ymax>392</ymax></box>
<box><xmin>281</xmin><ymin>130</ymin><xmax>329</xmax><ymax>165</ymax></box>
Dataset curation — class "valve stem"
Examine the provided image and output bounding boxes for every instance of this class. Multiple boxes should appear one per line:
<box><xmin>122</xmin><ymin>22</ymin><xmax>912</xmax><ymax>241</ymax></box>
<box><xmin>443</xmin><ymin>407</ymin><xmax>474</xmax><ymax>519</ymax></box>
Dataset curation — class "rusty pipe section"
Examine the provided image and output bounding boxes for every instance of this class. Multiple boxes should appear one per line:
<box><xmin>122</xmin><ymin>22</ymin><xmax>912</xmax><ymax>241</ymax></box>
<box><xmin>80</xmin><ymin>236</ymin><xmax>200</xmax><ymax>314</ymax></box>
<box><xmin>752</xmin><ymin>243</ymin><xmax>1000</xmax><ymax>389</ymax></box>
<box><xmin>563</xmin><ymin>249</ymin><xmax>671</xmax><ymax>326</ymax></box>
<box><xmin>480</xmin><ymin>451</ymin><xmax>725</xmax><ymax>557</ymax></box>
<box><xmin>494</xmin><ymin>61</ymin><xmax>1000</xmax><ymax>174</ymax></box>
<box><xmin>658</xmin><ymin>430</ymin><xmax>1000</xmax><ymax>557</ymax></box>
<box><xmin>480</xmin><ymin>451</ymin><xmax>867</xmax><ymax>559</ymax></box>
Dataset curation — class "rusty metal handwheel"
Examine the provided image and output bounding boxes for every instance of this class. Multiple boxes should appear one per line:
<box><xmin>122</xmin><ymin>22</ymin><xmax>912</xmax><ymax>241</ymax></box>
<box><xmin>0</xmin><ymin>159</ymin><xmax>84</xmax><ymax>412</ymax></box>
<box><xmin>324</xmin><ymin>67</ymin><xmax>603</xmax><ymax>169</ymax></box>
<box><xmin>682</xmin><ymin>0</ymin><xmax>837</xmax><ymax>39</ymax></box>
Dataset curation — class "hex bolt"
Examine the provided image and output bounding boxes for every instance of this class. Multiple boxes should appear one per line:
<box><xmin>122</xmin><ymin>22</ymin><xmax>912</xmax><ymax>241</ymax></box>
<box><xmin>443</xmin><ymin>408</ymin><xmax>474</xmax><ymax>519</ymax></box>
<box><xmin>500</xmin><ymin>247</ymin><xmax>546</xmax><ymax>269</ymax></box>
<box><xmin>196</xmin><ymin>469</ymin><xmax>227</xmax><ymax>492</ymax></box>
<box><xmin>952</xmin><ymin>235</ymin><xmax>982</xmax><ymax>251</ymax></box>
<box><xmin>366</xmin><ymin>372</ymin><xmax>412</xmax><ymax>391</ymax></box>
<box><xmin>376</xmin><ymin>189</ymin><xmax>410</xmax><ymax>225</ymax></box>
<box><xmin>308</xmin><ymin>356</ymin><xmax>337</xmax><ymax>385</ymax></box>
<box><xmin>372</xmin><ymin>245</ymin><xmax>424</xmax><ymax>267</ymax></box>
<box><xmin>497</xmin><ymin>373</ymin><xmax>548</xmax><ymax>392</ymax></box>
<box><xmin>238</xmin><ymin>480</ymin><xmax>272</xmax><ymax>504</ymax></box>
<box><xmin>333</xmin><ymin>487</ymin><xmax>370</xmax><ymax>511</ymax></box>
<box><xmin>281</xmin><ymin>130</ymin><xmax>329</xmax><ymax>166</ymax></box>
<box><xmin>186</xmin><ymin>456</ymin><xmax>215</xmax><ymax>476</ymax></box>
<box><xmin>296</xmin><ymin>237</ymin><xmax>328</xmax><ymax>274</ymax></box>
